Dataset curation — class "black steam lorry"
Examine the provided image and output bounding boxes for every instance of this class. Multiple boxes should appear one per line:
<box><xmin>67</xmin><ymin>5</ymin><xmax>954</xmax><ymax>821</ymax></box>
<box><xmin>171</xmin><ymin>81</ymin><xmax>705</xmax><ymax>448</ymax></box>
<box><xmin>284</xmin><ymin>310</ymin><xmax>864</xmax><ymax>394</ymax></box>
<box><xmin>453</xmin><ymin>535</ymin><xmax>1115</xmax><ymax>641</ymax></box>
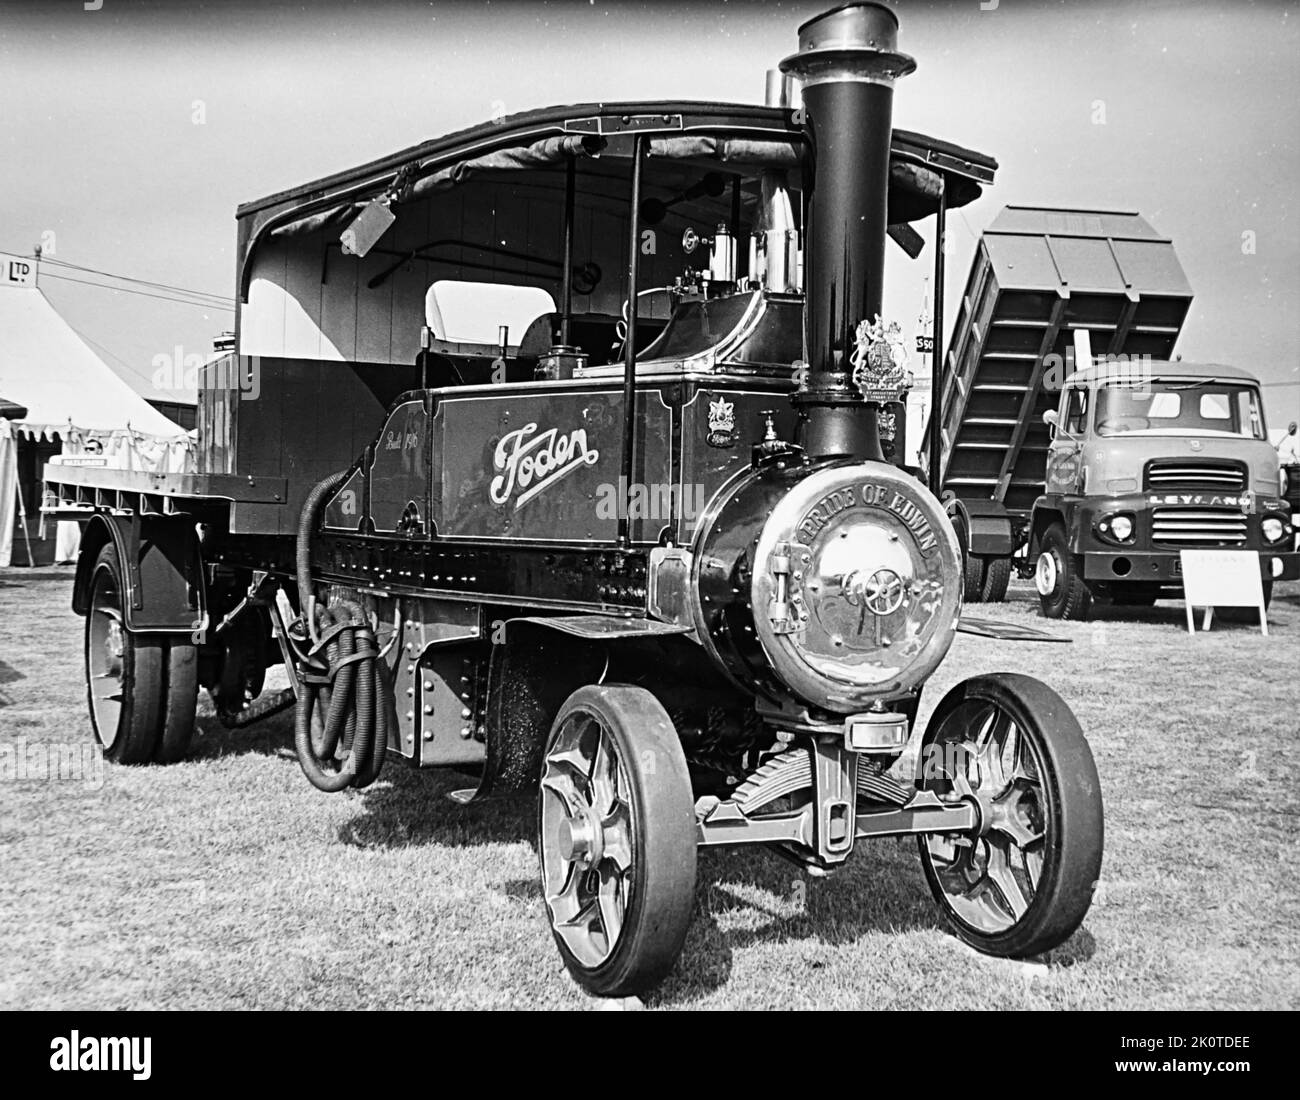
<box><xmin>45</xmin><ymin>3</ymin><xmax>1103</xmax><ymax>995</ymax></box>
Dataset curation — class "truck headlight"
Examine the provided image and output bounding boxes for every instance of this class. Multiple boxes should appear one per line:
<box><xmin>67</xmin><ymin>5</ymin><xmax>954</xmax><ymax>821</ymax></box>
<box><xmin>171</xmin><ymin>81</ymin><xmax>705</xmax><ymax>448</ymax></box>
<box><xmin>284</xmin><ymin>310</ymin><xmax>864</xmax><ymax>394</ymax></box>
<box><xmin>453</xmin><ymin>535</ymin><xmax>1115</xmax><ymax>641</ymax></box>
<box><xmin>1097</xmin><ymin>512</ymin><xmax>1135</xmax><ymax>544</ymax></box>
<box><xmin>1262</xmin><ymin>515</ymin><xmax>1288</xmax><ymax>544</ymax></box>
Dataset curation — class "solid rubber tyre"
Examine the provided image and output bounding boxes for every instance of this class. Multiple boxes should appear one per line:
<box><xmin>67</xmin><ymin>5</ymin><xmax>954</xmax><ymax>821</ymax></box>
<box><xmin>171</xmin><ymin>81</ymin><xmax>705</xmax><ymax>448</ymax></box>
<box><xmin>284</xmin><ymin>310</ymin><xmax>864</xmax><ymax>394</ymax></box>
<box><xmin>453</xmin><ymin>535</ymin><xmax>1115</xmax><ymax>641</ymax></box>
<box><xmin>539</xmin><ymin>684</ymin><xmax>697</xmax><ymax>997</ymax></box>
<box><xmin>153</xmin><ymin>641</ymin><xmax>199</xmax><ymax>763</ymax></box>
<box><xmin>917</xmin><ymin>673</ymin><xmax>1105</xmax><ymax>958</ymax></box>
<box><xmin>85</xmin><ymin>544</ymin><xmax>165</xmax><ymax>764</ymax></box>
<box><xmin>85</xmin><ymin>542</ymin><xmax>199</xmax><ymax>764</ymax></box>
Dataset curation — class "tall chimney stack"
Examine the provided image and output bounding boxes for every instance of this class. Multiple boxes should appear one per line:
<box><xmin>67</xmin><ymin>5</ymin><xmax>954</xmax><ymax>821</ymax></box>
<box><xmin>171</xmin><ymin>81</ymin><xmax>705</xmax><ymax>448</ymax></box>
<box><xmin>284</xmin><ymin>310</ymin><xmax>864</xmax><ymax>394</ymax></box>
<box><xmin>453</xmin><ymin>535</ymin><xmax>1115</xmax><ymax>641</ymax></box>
<box><xmin>780</xmin><ymin>2</ymin><xmax>915</xmax><ymax>459</ymax></box>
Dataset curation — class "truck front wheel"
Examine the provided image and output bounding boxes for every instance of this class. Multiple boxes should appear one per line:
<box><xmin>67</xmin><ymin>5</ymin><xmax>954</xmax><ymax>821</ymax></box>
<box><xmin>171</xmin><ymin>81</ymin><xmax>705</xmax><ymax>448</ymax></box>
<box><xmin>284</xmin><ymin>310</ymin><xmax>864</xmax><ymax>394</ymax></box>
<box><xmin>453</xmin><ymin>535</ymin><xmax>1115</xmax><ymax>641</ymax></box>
<box><xmin>1035</xmin><ymin>524</ymin><xmax>1091</xmax><ymax>620</ymax></box>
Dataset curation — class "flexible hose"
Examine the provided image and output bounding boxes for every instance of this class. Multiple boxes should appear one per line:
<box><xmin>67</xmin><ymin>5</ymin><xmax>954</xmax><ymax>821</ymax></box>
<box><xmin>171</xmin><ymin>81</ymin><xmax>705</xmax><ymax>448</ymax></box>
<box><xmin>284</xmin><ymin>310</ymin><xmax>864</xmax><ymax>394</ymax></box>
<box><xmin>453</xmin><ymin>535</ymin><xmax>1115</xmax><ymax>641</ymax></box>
<box><xmin>293</xmin><ymin>473</ymin><xmax>389</xmax><ymax>792</ymax></box>
<box><xmin>297</xmin><ymin>471</ymin><xmax>348</xmax><ymax>645</ymax></box>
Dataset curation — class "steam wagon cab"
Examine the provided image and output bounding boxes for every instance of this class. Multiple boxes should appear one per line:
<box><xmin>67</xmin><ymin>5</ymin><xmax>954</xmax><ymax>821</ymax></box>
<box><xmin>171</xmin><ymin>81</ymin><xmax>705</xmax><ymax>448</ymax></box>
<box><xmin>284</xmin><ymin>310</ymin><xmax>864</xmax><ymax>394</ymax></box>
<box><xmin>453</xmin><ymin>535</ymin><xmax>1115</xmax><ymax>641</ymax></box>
<box><xmin>47</xmin><ymin>2</ymin><xmax>1104</xmax><ymax>997</ymax></box>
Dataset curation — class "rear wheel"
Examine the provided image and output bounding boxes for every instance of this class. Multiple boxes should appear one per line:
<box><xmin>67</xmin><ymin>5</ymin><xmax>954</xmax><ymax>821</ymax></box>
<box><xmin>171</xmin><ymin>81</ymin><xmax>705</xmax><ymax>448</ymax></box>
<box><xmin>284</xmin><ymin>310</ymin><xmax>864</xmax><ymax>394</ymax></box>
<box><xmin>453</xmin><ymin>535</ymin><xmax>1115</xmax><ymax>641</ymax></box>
<box><xmin>980</xmin><ymin>556</ymin><xmax>1012</xmax><ymax>603</ymax></box>
<box><xmin>1035</xmin><ymin>524</ymin><xmax>1091</xmax><ymax>620</ymax></box>
<box><xmin>917</xmin><ymin>673</ymin><xmax>1104</xmax><ymax>957</ymax></box>
<box><xmin>154</xmin><ymin>643</ymin><xmax>199</xmax><ymax>763</ymax></box>
<box><xmin>84</xmin><ymin>543</ymin><xmax>198</xmax><ymax>764</ymax></box>
<box><xmin>963</xmin><ymin>553</ymin><xmax>987</xmax><ymax>603</ymax></box>
<box><xmin>539</xmin><ymin>684</ymin><xmax>697</xmax><ymax>997</ymax></box>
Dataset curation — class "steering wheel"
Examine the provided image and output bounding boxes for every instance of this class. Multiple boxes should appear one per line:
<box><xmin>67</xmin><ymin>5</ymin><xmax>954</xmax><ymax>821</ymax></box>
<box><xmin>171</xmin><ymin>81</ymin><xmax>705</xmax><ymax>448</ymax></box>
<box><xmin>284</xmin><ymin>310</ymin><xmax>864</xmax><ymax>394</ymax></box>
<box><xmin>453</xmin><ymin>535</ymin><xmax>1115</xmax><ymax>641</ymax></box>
<box><xmin>612</xmin><ymin>287</ymin><xmax>673</xmax><ymax>360</ymax></box>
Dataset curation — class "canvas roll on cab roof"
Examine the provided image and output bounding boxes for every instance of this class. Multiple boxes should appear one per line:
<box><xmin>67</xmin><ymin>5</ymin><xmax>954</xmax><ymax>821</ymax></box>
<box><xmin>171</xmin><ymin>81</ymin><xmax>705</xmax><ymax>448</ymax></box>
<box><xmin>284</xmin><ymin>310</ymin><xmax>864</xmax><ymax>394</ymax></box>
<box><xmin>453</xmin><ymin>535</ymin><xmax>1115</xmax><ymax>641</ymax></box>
<box><xmin>233</xmin><ymin>101</ymin><xmax>996</xmax><ymax>301</ymax></box>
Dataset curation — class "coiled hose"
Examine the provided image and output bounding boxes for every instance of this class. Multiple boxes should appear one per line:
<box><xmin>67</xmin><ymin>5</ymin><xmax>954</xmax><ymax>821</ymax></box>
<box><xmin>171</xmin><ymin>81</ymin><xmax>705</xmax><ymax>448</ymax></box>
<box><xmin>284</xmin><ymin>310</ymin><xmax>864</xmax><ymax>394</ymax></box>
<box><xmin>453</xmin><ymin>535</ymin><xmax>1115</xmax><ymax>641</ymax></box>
<box><xmin>293</xmin><ymin>470</ymin><xmax>388</xmax><ymax>792</ymax></box>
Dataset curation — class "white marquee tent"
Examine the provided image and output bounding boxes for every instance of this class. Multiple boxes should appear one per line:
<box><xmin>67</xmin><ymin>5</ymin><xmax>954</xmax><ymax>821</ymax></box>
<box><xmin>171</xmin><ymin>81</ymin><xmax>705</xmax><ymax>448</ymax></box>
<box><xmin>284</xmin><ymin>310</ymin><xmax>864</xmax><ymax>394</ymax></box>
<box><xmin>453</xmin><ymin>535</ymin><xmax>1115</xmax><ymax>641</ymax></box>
<box><xmin>0</xmin><ymin>260</ymin><xmax>193</xmax><ymax>566</ymax></box>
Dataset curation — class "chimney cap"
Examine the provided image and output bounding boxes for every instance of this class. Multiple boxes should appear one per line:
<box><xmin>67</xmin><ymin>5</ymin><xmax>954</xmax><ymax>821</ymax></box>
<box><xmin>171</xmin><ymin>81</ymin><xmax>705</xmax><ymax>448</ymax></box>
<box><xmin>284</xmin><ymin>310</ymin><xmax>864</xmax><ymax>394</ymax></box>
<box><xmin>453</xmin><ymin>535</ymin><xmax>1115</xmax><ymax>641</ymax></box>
<box><xmin>781</xmin><ymin>1</ymin><xmax>915</xmax><ymax>85</ymax></box>
<box><xmin>795</xmin><ymin>1</ymin><xmax>899</xmax><ymax>41</ymax></box>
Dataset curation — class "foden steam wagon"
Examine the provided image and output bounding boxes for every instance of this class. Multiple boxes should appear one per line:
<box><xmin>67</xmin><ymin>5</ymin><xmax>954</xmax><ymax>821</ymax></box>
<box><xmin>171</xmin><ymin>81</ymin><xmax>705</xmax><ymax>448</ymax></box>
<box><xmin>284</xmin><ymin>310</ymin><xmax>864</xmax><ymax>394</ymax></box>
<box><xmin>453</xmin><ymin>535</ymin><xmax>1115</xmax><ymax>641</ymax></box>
<box><xmin>46</xmin><ymin>4</ymin><xmax>1104</xmax><ymax>995</ymax></box>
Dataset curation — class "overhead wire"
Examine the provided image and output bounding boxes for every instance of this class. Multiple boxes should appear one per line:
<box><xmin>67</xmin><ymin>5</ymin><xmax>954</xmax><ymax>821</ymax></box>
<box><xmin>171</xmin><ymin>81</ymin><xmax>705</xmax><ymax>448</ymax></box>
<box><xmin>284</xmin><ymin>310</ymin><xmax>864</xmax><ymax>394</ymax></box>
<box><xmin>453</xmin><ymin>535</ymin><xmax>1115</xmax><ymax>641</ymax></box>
<box><xmin>67</xmin><ymin>323</ymin><xmax>171</xmax><ymax>391</ymax></box>
<box><xmin>1</xmin><ymin>246</ymin><xmax>235</xmax><ymax>310</ymax></box>
<box><xmin>38</xmin><ymin>270</ymin><xmax>235</xmax><ymax>311</ymax></box>
<box><xmin>13</xmin><ymin>256</ymin><xmax>225</xmax><ymax>390</ymax></box>
<box><xmin>38</xmin><ymin>255</ymin><xmax>234</xmax><ymax>308</ymax></box>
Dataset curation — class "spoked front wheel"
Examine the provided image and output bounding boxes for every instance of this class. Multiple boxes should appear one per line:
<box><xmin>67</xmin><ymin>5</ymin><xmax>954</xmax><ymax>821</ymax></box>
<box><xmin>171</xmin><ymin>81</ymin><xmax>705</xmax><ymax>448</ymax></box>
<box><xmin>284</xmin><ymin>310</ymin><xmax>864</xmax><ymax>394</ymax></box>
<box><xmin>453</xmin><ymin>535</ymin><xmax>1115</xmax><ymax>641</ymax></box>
<box><xmin>916</xmin><ymin>673</ymin><xmax>1103</xmax><ymax>957</ymax></box>
<box><xmin>539</xmin><ymin>684</ymin><xmax>696</xmax><ymax>997</ymax></box>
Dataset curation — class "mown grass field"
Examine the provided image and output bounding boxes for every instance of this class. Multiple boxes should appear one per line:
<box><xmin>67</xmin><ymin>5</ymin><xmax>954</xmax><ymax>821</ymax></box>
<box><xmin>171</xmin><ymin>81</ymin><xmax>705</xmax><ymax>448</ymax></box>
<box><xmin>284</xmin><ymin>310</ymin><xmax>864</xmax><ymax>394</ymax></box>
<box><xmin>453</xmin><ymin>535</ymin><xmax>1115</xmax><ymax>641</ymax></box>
<box><xmin>2</xmin><ymin>566</ymin><xmax>1298</xmax><ymax>1010</ymax></box>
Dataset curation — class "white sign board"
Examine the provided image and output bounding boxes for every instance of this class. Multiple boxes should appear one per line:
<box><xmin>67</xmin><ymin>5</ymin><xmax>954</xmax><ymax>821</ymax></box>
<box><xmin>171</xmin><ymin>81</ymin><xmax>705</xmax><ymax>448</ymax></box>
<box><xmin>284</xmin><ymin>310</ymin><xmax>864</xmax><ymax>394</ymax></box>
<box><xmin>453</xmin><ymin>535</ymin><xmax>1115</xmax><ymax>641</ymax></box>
<box><xmin>47</xmin><ymin>455</ymin><xmax>107</xmax><ymax>468</ymax></box>
<box><xmin>1</xmin><ymin>252</ymin><xmax>36</xmax><ymax>289</ymax></box>
<box><xmin>1179</xmin><ymin>549</ymin><xmax>1267</xmax><ymax>635</ymax></box>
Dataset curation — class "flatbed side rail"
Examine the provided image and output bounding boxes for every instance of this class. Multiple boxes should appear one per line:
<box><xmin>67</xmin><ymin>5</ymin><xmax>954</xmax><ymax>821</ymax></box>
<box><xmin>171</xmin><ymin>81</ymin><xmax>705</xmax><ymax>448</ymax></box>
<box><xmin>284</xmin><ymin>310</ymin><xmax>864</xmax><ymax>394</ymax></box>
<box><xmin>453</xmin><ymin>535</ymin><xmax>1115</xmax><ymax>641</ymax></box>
<box><xmin>42</xmin><ymin>466</ymin><xmax>288</xmax><ymax>520</ymax></box>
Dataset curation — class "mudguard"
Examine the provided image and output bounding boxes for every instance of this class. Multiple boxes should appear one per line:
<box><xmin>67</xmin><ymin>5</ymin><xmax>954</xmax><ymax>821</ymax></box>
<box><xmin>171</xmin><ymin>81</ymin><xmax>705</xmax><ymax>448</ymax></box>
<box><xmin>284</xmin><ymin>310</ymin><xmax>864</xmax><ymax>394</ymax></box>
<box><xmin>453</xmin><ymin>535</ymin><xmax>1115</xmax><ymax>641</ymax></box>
<box><xmin>468</xmin><ymin>616</ymin><xmax>690</xmax><ymax>801</ymax></box>
<box><xmin>71</xmin><ymin>514</ymin><xmax>205</xmax><ymax>634</ymax></box>
<box><xmin>951</xmin><ymin>498</ymin><xmax>1016</xmax><ymax>557</ymax></box>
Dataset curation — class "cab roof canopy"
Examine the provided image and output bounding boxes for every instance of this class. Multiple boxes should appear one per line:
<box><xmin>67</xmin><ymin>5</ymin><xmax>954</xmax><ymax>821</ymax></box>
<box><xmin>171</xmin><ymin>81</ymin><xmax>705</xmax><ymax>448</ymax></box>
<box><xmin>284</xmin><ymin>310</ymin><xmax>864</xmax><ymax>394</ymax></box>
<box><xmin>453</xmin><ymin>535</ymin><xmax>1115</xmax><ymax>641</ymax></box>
<box><xmin>234</xmin><ymin>101</ymin><xmax>997</xmax><ymax>303</ymax></box>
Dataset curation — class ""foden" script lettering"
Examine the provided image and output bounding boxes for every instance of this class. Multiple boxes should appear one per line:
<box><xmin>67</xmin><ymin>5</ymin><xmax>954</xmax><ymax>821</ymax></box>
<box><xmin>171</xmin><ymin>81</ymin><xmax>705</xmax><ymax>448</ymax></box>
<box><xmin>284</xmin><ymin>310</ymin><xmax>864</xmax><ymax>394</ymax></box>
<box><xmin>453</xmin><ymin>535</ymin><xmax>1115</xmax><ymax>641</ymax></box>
<box><xmin>490</xmin><ymin>423</ymin><xmax>601</xmax><ymax>510</ymax></box>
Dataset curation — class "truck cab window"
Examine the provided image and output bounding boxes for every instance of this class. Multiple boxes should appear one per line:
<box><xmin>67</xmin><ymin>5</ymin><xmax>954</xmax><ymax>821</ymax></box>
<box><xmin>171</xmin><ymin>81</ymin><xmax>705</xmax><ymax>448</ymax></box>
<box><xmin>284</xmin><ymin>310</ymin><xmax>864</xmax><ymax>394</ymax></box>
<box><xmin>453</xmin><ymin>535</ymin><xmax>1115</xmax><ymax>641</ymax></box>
<box><xmin>1199</xmin><ymin>393</ymin><xmax>1231</xmax><ymax>420</ymax></box>
<box><xmin>1064</xmin><ymin>387</ymin><xmax>1089</xmax><ymax>434</ymax></box>
<box><xmin>1095</xmin><ymin>381</ymin><xmax>1267</xmax><ymax>438</ymax></box>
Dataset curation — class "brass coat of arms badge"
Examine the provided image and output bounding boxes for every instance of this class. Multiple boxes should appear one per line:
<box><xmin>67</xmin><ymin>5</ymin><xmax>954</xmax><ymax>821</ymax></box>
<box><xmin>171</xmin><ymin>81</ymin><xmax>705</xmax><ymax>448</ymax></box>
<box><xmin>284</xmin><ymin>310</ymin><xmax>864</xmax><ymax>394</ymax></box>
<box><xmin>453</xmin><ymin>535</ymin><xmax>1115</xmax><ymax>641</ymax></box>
<box><xmin>850</xmin><ymin>315</ymin><xmax>914</xmax><ymax>403</ymax></box>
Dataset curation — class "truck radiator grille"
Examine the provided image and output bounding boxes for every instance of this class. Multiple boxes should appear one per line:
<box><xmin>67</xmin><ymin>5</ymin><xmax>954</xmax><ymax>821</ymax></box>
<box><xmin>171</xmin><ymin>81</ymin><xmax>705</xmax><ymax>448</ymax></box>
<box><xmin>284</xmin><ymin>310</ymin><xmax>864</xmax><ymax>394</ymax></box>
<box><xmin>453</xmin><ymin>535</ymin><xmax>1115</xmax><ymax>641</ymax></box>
<box><xmin>1151</xmin><ymin>507</ymin><xmax>1248</xmax><ymax>546</ymax></box>
<box><xmin>1145</xmin><ymin>460</ymin><xmax>1245</xmax><ymax>492</ymax></box>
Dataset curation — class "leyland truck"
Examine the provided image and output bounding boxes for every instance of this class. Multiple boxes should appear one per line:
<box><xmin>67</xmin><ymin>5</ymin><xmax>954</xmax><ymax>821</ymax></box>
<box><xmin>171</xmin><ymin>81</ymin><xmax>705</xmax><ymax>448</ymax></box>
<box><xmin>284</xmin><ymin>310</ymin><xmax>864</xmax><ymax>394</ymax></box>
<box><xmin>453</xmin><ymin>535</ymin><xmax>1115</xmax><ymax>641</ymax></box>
<box><xmin>935</xmin><ymin>206</ymin><xmax>1296</xmax><ymax>618</ymax></box>
<box><xmin>1032</xmin><ymin>360</ymin><xmax>1296</xmax><ymax>618</ymax></box>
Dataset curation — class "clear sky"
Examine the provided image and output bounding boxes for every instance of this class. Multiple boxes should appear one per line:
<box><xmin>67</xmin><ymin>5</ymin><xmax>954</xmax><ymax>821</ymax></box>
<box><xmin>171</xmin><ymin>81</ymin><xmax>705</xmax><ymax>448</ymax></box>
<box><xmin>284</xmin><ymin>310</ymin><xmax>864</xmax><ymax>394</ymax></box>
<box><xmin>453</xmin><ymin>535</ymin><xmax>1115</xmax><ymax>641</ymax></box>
<box><xmin>1</xmin><ymin>0</ymin><xmax>1296</xmax><ymax>423</ymax></box>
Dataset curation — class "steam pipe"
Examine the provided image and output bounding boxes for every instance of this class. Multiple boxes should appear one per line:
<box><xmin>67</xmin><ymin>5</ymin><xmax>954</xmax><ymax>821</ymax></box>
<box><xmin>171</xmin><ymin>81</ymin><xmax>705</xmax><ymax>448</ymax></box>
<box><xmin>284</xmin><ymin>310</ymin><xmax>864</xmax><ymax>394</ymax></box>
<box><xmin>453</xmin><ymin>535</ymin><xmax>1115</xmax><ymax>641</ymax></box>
<box><xmin>560</xmin><ymin>156</ymin><xmax>576</xmax><ymax>346</ymax></box>
<box><xmin>780</xmin><ymin>2</ymin><xmax>915</xmax><ymax>460</ymax></box>
<box><xmin>759</xmin><ymin>174</ymin><xmax>799</xmax><ymax>294</ymax></box>
<box><xmin>618</xmin><ymin>135</ymin><xmax>645</xmax><ymax>548</ymax></box>
<box><xmin>928</xmin><ymin>179</ymin><xmax>947</xmax><ymax>496</ymax></box>
<box><xmin>764</xmin><ymin>68</ymin><xmax>793</xmax><ymax>109</ymax></box>
<box><xmin>730</xmin><ymin>175</ymin><xmax>742</xmax><ymax>277</ymax></box>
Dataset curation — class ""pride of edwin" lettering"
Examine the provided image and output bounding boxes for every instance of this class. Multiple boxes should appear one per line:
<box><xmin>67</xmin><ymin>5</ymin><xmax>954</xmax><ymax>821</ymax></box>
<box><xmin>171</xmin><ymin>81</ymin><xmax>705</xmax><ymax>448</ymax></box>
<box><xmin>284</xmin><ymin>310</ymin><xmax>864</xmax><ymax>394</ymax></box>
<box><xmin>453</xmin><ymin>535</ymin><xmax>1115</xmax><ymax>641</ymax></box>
<box><xmin>798</xmin><ymin>483</ymin><xmax>937</xmax><ymax>555</ymax></box>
